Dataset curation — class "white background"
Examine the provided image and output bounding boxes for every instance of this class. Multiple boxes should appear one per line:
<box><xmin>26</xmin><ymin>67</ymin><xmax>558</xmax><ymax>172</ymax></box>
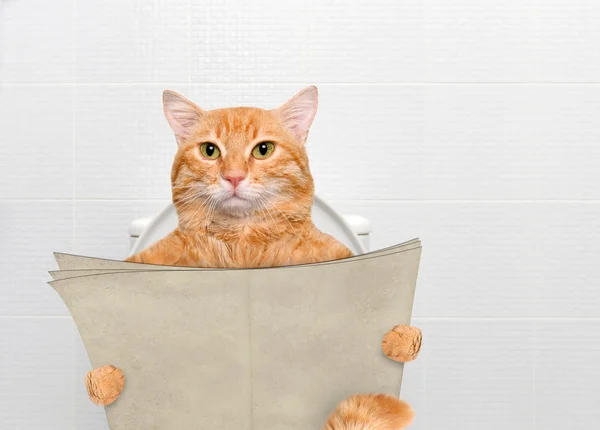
<box><xmin>1</xmin><ymin>1</ymin><xmax>599</xmax><ymax>429</ymax></box>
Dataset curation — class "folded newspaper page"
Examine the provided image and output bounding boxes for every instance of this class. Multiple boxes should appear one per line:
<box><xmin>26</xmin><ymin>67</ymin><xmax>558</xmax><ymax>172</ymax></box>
<box><xmin>49</xmin><ymin>239</ymin><xmax>421</xmax><ymax>430</ymax></box>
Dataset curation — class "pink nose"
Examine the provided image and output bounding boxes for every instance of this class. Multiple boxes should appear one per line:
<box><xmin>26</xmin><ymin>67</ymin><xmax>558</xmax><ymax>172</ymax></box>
<box><xmin>224</xmin><ymin>175</ymin><xmax>245</xmax><ymax>189</ymax></box>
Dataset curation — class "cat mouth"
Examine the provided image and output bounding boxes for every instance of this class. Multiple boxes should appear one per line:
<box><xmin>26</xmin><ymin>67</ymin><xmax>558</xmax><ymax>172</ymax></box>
<box><xmin>225</xmin><ymin>189</ymin><xmax>246</xmax><ymax>200</ymax></box>
<box><xmin>227</xmin><ymin>195</ymin><xmax>245</xmax><ymax>202</ymax></box>
<box><xmin>219</xmin><ymin>195</ymin><xmax>255</xmax><ymax>215</ymax></box>
<box><xmin>221</xmin><ymin>195</ymin><xmax>251</xmax><ymax>207</ymax></box>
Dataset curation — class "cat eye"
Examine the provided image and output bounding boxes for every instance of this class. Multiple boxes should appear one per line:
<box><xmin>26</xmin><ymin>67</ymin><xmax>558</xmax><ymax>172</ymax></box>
<box><xmin>251</xmin><ymin>141</ymin><xmax>275</xmax><ymax>159</ymax></box>
<box><xmin>199</xmin><ymin>142</ymin><xmax>221</xmax><ymax>160</ymax></box>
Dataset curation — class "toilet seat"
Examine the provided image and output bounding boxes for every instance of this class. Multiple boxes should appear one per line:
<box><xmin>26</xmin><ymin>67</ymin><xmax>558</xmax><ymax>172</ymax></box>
<box><xmin>129</xmin><ymin>194</ymin><xmax>369</xmax><ymax>257</ymax></box>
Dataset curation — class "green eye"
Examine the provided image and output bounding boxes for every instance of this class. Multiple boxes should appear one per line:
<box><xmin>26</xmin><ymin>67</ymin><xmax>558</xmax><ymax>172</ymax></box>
<box><xmin>252</xmin><ymin>141</ymin><xmax>275</xmax><ymax>159</ymax></box>
<box><xmin>199</xmin><ymin>142</ymin><xmax>221</xmax><ymax>159</ymax></box>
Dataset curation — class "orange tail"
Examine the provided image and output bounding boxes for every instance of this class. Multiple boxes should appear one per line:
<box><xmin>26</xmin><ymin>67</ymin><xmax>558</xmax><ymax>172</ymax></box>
<box><xmin>322</xmin><ymin>393</ymin><xmax>414</xmax><ymax>430</ymax></box>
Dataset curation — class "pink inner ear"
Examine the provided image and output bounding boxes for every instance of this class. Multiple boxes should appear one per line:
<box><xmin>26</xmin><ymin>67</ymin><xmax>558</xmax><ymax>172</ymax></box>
<box><xmin>276</xmin><ymin>87</ymin><xmax>318</xmax><ymax>142</ymax></box>
<box><xmin>163</xmin><ymin>92</ymin><xmax>203</xmax><ymax>143</ymax></box>
<box><xmin>286</xmin><ymin>104</ymin><xmax>314</xmax><ymax>134</ymax></box>
<box><xmin>166</xmin><ymin>106</ymin><xmax>200</xmax><ymax>139</ymax></box>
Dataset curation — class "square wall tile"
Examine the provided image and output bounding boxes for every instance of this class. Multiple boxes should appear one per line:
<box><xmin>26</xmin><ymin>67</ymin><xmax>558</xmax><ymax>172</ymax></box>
<box><xmin>416</xmin><ymin>85</ymin><xmax>600</xmax><ymax>200</ymax></box>
<box><xmin>535</xmin><ymin>319</ymin><xmax>600</xmax><ymax>430</ymax></box>
<box><xmin>75</xmin><ymin>0</ymin><xmax>189</xmax><ymax>83</ymax></box>
<box><xmin>536</xmin><ymin>0</ymin><xmax>600</xmax><ymax>82</ymax></box>
<box><xmin>424</xmin><ymin>319</ymin><xmax>535</xmax><ymax>430</ymax></box>
<box><xmin>0</xmin><ymin>317</ymin><xmax>77</xmax><ymax>429</ymax></box>
<box><xmin>0</xmin><ymin>0</ymin><xmax>74</xmax><ymax>82</ymax></box>
<box><xmin>421</xmin><ymin>0</ymin><xmax>538</xmax><ymax>82</ymax></box>
<box><xmin>0</xmin><ymin>85</ymin><xmax>73</xmax><ymax>199</ymax></box>
<box><xmin>0</xmin><ymin>201</ymin><xmax>73</xmax><ymax>316</ymax></box>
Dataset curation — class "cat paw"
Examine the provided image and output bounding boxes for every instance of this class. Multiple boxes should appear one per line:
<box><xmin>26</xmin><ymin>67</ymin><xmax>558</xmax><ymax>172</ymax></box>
<box><xmin>323</xmin><ymin>393</ymin><xmax>414</xmax><ymax>430</ymax></box>
<box><xmin>382</xmin><ymin>325</ymin><xmax>422</xmax><ymax>363</ymax></box>
<box><xmin>85</xmin><ymin>365</ymin><xmax>125</xmax><ymax>406</ymax></box>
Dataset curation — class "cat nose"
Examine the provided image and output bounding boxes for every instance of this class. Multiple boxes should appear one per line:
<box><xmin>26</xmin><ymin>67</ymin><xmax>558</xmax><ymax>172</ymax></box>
<box><xmin>223</xmin><ymin>174</ymin><xmax>246</xmax><ymax>189</ymax></box>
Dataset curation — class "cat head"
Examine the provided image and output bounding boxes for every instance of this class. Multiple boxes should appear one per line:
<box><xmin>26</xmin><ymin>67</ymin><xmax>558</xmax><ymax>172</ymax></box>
<box><xmin>163</xmin><ymin>87</ymin><xmax>318</xmax><ymax>229</ymax></box>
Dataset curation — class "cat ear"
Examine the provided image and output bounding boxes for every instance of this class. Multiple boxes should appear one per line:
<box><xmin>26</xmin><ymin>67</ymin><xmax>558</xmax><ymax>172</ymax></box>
<box><xmin>272</xmin><ymin>86</ymin><xmax>318</xmax><ymax>144</ymax></box>
<box><xmin>162</xmin><ymin>90</ymin><xmax>205</xmax><ymax>144</ymax></box>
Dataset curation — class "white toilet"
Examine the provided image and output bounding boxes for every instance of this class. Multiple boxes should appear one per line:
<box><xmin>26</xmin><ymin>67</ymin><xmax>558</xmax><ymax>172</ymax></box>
<box><xmin>128</xmin><ymin>194</ymin><xmax>372</xmax><ymax>256</ymax></box>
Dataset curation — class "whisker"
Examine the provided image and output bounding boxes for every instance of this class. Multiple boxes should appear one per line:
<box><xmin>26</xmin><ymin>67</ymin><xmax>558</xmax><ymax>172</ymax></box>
<box><xmin>261</xmin><ymin>196</ymin><xmax>281</xmax><ymax>236</ymax></box>
<box><xmin>255</xmin><ymin>195</ymin><xmax>280</xmax><ymax>237</ymax></box>
<box><xmin>174</xmin><ymin>194</ymin><xmax>202</xmax><ymax>205</ymax></box>
<box><xmin>268</xmin><ymin>201</ymin><xmax>295</xmax><ymax>231</ymax></box>
<box><xmin>259</xmin><ymin>189</ymin><xmax>305</xmax><ymax>209</ymax></box>
<box><xmin>173</xmin><ymin>190</ymin><xmax>213</xmax><ymax>211</ymax></box>
<box><xmin>174</xmin><ymin>188</ymin><xmax>211</xmax><ymax>199</ymax></box>
<box><xmin>251</xmin><ymin>197</ymin><xmax>270</xmax><ymax>240</ymax></box>
<box><xmin>188</xmin><ymin>196</ymin><xmax>213</xmax><ymax>227</ymax></box>
<box><xmin>172</xmin><ymin>184</ymin><xmax>203</xmax><ymax>190</ymax></box>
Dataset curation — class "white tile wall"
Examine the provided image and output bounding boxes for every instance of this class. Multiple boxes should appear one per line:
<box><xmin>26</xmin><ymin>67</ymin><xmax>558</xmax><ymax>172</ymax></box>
<box><xmin>536</xmin><ymin>0</ymin><xmax>600</xmax><ymax>82</ymax></box>
<box><xmin>424</xmin><ymin>319</ymin><xmax>536</xmax><ymax>430</ymax></box>
<box><xmin>0</xmin><ymin>0</ymin><xmax>74</xmax><ymax>83</ymax></box>
<box><xmin>534</xmin><ymin>320</ymin><xmax>600</xmax><ymax>429</ymax></box>
<box><xmin>0</xmin><ymin>85</ymin><xmax>73</xmax><ymax>199</ymax></box>
<box><xmin>330</xmin><ymin>201</ymin><xmax>600</xmax><ymax>319</ymax></box>
<box><xmin>0</xmin><ymin>201</ymin><xmax>73</xmax><ymax>315</ymax></box>
<box><xmin>316</xmin><ymin>84</ymin><xmax>600</xmax><ymax>200</ymax></box>
<box><xmin>0</xmin><ymin>317</ymin><xmax>78</xmax><ymax>429</ymax></box>
<box><xmin>74</xmin><ymin>0</ymin><xmax>190</xmax><ymax>83</ymax></box>
<box><xmin>1</xmin><ymin>0</ymin><xmax>599</xmax><ymax>429</ymax></box>
<box><xmin>190</xmin><ymin>0</ymin><xmax>426</xmax><ymax>83</ymax></box>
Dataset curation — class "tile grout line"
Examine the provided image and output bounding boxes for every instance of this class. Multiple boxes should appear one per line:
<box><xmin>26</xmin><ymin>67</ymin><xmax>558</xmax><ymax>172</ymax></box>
<box><xmin>71</xmin><ymin>0</ymin><xmax>77</xmax><ymax>293</ymax></box>
<box><xmin>4</xmin><ymin>198</ymin><xmax>600</xmax><ymax>203</ymax></box>
<box><xmin>423</xmin><ymin>339</ymin><xmax>428</xmax><ymax>430</ymax></box>
<box><xmin>533</xmin><ymin>318</ymin><xmax>537</xmax><ymax>430</ymax></box>
<box><xmin>331</xmin><ymin>199</ymin><xmax>600</xmax><ymax>204</ymax></box>
<box><xmin>533</xmin><ymin>253</ymin><xmax>538</xmax><ymax>430</ymax></box>
<box><xmin>72</xmin><ymin>72</ymin><xmax>76</xmax><ymax>263</ymax></box>
<box><xmin>5</xmin><ymin>82</ymin><xmax>600</xmax><ymax>86</ymax></box>
<box><xmin>0</xmin><ymin>315</ymin><xmax>72</xmax><ymax>319</ymax></box>
<box><xmin>412</xmin><ymin>317</ymin><xmax>600</xmax><ymax>321</ymax></box>
<box><xmin>71</xmin><ymin>3</ymin><xmax>77</xmax><ymax>426</ymax></box>
<box><xmin>188</xmin><ymin>0</ymin><xmax>192</xmax><ymax>87</ymax></box>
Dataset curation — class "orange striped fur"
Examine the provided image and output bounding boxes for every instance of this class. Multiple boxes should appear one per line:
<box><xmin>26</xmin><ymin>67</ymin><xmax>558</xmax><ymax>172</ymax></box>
<box><xmin>126</xmin><ymin>87</ymin><xmax>352</xmax><ymax>267</ymax></box>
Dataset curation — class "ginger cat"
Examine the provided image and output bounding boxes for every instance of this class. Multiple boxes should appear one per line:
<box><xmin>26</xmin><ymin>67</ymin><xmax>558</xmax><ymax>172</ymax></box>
<box><xmin>85</xmin><ymin>88</ymin><xmax>416</xmax><ymax>429</ymax></box>
<box><xmin>126</xmin><ymin>86</ymin><xmax>353</xmax><ymax>267</ymax></box>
